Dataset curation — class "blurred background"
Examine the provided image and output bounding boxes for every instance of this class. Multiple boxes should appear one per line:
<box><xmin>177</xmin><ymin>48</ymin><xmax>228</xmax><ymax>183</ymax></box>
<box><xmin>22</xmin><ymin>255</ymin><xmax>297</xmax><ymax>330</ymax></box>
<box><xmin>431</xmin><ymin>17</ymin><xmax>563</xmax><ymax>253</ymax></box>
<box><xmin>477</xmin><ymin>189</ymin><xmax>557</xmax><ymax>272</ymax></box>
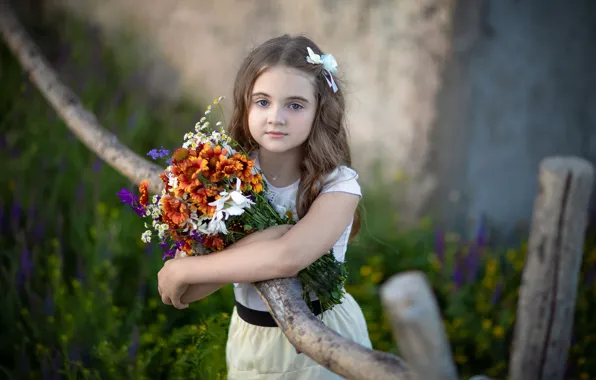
<box><xmin>1</xmin><ymin>0</ymin><xmax>595</xmax><ymax>379</ymax></box>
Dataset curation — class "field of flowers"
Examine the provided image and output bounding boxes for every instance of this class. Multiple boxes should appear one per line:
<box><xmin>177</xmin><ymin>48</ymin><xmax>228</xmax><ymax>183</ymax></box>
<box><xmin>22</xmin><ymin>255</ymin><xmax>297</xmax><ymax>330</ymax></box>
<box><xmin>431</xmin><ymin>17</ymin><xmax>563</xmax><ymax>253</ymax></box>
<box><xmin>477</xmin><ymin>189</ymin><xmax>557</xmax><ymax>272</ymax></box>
<box><xmin>1</xmin><ymin>9</ymin><xmax>595</xmax><ymax>380</ymax></box>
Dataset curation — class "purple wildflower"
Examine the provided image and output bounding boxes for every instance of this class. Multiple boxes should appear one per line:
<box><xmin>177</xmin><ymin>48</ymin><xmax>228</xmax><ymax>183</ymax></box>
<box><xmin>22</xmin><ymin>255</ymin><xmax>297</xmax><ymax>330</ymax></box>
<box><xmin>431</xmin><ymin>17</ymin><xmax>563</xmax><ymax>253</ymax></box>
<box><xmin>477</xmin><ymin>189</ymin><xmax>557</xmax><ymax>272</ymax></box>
<box><xmin>434</xmin><ymin>229</ymin><xmax>445</xmax><ymax>268</ymax></box>
<box><xmin>490</xmin><ymin>280</ymin><xmax>502</xmax><ymax>304</ymax></box>
<box><xmin>451</xmin><ymin>248</ymin><xmax>464</xmax><ymax>289</ymax></box>
<box><xmin>18</xmin><ymin>248</ymin><xmax>33</xmax><ymax>291</ymax></box>
<box><xmin>465</xmin><ymin>243</ymin><xmax>480</xmax><ymax>283</ymax></box>
<box><xmin>127</xmin><ymin>113</ymin><xmax>137</xmax><ymax>129</ymax></box>
<box><xmin>475</xmin><ymin>215</ymin><xmax>488</xmax><ymax>248</ymax></box>
<box><xmin>11</xmin><ymin>202</ymin><xmax>22</xmax><ymax>228</ymax></box>
<box><xmin>147</xmin><ymin>146</ymin><xmax>170</xmax><ymax>160</ymax></box>
<box><xmin>92</xmin><ymin>157</ymin><xmax>103</xmax><ymax>173</ymax></box>
<box><xmin>117</xmin><ymin>188</ymin><xmax>145</xmax><ymax>217</ymax></box>
<box><xmin>45</xmin><ymin>288</ymin><xmax>54</xmax><ymax>316</ymax></box>
<box><xmin>129</xmin><ymin>325</ymin><xmax>140</xmax><ymax>358</ymax></box>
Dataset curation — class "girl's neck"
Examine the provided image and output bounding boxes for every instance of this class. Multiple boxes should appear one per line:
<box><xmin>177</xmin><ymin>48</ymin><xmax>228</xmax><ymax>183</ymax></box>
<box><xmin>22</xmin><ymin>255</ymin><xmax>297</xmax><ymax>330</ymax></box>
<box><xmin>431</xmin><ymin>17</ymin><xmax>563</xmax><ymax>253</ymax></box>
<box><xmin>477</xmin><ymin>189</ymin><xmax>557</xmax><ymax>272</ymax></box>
<box><xmin>257</xmin><ymin>149</ymin><xmax>302</xmax><ymax>187</ymax></box>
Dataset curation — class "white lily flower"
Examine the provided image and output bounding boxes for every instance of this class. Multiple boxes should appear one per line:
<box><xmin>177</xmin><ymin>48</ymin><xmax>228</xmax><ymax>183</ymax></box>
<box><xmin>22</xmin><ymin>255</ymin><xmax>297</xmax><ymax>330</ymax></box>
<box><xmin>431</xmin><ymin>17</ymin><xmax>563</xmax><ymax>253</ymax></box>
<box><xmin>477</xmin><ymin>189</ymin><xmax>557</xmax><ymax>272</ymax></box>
<box><xmin>229</xmin><ymin>178</ymin><xmax>255</xmax><ymax>208</ymax></box>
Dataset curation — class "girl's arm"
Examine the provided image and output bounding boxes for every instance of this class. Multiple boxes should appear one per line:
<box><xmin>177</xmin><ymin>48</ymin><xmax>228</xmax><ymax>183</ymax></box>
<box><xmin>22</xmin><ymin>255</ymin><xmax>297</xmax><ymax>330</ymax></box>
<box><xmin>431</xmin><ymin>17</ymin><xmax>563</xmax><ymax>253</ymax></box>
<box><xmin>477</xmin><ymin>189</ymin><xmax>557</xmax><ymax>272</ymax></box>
<box><xmin>177</xmin><ymin>224</ymin><xmax>293</xmax><ymax>304</ymax></box>
<box><xmin>178</xmin><ymin>192</ymin><xmax>359</xmax><ymax>286</ymax></box>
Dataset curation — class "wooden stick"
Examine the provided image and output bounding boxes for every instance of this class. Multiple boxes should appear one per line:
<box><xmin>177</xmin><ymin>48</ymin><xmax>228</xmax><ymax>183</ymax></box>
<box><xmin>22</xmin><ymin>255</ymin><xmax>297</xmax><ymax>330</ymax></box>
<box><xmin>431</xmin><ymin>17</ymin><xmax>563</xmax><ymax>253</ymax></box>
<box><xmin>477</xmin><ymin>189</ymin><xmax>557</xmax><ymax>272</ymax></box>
<box><xmin>509</xmin><ymin>156</ymin><xmax>595</xmax><ymax>380</ymax></box>
<box><xmin>380</xmin><ymin>271</ymin><xmax>459</xmax><ymax>380</ymax></box>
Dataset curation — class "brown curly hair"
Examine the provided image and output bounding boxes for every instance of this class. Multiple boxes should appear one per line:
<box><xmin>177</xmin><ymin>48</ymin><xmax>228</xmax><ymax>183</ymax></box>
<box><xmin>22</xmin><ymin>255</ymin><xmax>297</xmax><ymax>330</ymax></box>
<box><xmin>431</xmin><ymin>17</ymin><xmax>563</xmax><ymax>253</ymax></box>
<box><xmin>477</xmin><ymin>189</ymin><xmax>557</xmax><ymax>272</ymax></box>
<box><xmin>227</xmin><ymin>34</ymin><xmax>360</xmax><ymax>239</ymax></box>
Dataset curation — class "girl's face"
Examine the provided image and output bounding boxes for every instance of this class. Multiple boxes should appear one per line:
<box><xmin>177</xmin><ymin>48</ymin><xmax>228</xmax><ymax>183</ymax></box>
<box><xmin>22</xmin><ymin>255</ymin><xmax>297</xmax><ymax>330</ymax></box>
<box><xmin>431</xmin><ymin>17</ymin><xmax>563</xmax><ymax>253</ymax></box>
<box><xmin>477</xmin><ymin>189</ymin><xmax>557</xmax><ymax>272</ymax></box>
<box><xmin>248</xmin><ymin>66</ymin><xmax>317</xmax><ymax>156</ymax></box>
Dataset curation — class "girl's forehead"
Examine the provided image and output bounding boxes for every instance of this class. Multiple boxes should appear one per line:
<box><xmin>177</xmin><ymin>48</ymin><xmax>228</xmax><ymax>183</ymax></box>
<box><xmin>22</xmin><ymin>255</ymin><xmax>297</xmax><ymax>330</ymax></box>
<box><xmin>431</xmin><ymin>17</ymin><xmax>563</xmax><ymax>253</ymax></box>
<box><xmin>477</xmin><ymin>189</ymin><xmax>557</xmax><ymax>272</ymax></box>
<box><xmin>252</xmin><ymin>66</ymin><xmax>316</xmax><ymax>99</ymax></box>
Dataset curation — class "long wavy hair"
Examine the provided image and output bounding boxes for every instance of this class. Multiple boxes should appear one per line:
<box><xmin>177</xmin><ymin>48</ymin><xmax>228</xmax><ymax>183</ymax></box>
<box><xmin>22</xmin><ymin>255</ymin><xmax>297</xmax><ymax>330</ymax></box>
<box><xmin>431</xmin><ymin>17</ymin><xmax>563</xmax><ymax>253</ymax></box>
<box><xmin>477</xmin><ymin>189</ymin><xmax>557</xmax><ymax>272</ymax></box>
<box><xmin>227</xmin><ymin>34</ymin><xmax>360</xmax><ymax>238</ymax></box>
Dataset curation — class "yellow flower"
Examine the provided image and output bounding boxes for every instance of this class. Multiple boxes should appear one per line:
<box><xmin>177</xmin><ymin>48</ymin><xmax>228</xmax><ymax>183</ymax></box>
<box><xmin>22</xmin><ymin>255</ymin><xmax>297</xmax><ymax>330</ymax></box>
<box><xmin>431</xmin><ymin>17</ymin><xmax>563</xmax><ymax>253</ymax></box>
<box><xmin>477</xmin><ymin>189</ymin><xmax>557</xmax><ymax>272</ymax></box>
<box><xmin>482</xmin><ymin>319</ymin><xmax>493</xmax><ymax>330</ymax></box>
<box><xmin>454</xmin><ymin>355</ymin><xmax>467</xmax><ymax>364</ymax></box>
<box><xmin>360</xmin><ymin>265</ymin><xmax>373</xmax><ymax>277</ymax></box>
<box><xmin>486</xmin><ymin>258</ymin><xmax>497</xmax><ymax>275</ymax></box>
<box><xmin>371</xmin><ymin>272</ymin><xmax>383</xmax><ymax>284</ymax></box>
<box><xmin>493</xmin><ymin>326</ymin><xmax>505</xmax><ymax>339</ymax></box>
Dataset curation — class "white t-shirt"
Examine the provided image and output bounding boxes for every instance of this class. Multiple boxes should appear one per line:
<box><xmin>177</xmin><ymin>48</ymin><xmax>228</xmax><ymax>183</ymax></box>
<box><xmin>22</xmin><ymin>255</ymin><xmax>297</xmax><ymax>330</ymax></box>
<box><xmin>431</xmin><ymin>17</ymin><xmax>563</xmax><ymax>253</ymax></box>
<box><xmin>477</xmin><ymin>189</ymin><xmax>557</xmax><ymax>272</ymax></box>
<box><xmin>233</xmin><ymin>156</ymin><xmax>362</xmax><ymax>311</ymax></box>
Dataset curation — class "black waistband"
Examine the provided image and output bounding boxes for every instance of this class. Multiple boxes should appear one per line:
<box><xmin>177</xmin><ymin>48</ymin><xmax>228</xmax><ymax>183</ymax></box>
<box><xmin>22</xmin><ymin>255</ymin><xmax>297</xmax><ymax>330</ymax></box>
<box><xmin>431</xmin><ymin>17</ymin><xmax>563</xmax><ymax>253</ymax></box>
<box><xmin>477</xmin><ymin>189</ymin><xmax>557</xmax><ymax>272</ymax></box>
<box><xmin>235</xmin><ymin>300</ymin><xmax>323</xmax><ymax>327</ymax></box>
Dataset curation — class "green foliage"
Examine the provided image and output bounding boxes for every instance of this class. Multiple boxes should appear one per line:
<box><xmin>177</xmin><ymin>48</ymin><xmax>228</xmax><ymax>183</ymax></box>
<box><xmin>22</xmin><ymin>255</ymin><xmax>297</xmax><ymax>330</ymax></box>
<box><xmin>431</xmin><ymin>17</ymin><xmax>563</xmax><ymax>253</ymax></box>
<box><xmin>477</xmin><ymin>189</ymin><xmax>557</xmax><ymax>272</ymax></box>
<box><xmin>1</xmin><ymin>8</ymin><xmax>595</xmax><ymax>380</ymax></box>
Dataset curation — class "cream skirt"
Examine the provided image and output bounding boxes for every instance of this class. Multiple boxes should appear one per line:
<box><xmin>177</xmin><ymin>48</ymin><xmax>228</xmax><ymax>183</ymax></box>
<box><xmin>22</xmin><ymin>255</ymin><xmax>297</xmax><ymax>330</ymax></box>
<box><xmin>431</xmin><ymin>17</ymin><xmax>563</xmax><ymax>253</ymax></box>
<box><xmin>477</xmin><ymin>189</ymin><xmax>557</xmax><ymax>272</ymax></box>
<box><xmin>226</xmin><ymin>293</ymin><xmax>372</xmax><ymax>380</ymax></box>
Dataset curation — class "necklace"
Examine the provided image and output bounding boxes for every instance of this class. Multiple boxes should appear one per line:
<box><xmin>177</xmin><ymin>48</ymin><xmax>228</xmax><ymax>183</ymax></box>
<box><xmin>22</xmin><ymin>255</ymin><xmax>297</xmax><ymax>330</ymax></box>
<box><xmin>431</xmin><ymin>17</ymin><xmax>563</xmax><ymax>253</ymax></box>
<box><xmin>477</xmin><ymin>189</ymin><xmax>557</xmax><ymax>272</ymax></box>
<box><xmin>257</xmin><ymin>155</ymin><xmax>282</xmax><ymax>181</ymax></box>
<box><xmin>263</xmin><ymin>168</ymin><xmax>281</xmax><ymax>181</ymax></box>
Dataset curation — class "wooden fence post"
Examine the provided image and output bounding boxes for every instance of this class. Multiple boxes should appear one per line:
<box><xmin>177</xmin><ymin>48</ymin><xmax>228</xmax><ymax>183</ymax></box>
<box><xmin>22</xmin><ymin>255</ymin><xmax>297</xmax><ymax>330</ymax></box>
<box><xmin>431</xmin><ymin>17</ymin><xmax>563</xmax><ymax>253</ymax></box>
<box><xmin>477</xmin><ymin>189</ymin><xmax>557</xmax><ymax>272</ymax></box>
<box><xmin>509</xmin><ymin>156</ymin><xmax>595</xmax><ymax>380</ymax></box>
<box><xmin>381</xmin><ymin>271</ymin><xmax>459</xmax><ymax>380</ymax></box>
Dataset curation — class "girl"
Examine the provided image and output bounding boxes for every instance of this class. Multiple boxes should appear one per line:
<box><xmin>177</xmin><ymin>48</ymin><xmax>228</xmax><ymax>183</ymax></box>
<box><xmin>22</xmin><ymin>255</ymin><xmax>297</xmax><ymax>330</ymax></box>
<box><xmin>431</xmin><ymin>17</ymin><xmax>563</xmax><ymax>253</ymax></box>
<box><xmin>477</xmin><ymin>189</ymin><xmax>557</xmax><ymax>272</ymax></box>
<box><xmin>157</xmin><ymin>34</ymin><xmax>372</xmax><ymax>379</ymax></box>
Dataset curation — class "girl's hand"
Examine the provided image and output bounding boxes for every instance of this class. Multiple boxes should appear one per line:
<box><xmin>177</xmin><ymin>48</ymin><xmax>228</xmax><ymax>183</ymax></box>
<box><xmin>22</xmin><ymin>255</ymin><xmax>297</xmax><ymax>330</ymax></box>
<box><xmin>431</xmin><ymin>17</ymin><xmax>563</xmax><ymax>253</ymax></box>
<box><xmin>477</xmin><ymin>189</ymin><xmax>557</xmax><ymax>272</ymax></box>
<box><xmin>157</xmin><ymin>258</ymin><xmax>190</xmax><ymax>309</ymax></box>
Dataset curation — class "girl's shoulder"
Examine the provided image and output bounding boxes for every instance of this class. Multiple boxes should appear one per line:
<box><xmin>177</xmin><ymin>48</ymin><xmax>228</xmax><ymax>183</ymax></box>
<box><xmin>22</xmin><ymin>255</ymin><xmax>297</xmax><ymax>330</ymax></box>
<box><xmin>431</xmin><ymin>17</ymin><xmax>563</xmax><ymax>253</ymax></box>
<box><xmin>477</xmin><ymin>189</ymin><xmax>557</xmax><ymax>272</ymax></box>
<box><xmin>320</xmin><ymin>165</ymin><xmax>361</xmax><ymax>197</ymax></box>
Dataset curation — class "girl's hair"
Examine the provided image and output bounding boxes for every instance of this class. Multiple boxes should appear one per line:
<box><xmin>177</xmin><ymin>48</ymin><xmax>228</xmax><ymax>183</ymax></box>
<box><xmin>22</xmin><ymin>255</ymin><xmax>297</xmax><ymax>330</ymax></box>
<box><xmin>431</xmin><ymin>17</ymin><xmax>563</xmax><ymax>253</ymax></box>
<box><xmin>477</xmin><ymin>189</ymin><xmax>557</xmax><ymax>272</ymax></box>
<box><xmin>227</xmin><ymin>34</ymin><xmax>360</xmax><ymax>238</ymax></box>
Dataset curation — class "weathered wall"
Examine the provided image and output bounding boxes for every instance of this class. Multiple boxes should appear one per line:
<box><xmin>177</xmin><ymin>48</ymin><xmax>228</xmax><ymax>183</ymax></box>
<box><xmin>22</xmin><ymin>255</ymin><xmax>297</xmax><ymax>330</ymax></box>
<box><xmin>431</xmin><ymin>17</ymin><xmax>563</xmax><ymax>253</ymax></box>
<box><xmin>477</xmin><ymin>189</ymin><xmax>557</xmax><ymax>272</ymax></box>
<box><xmin>430</xmin><ymin>0</ymin><xmax>596</xmax><ymax>242</ymax></box>
<box><xmin>47</xmin><ymin>0</ymin><xmax>455</xmax><ymax>223</ymax></box>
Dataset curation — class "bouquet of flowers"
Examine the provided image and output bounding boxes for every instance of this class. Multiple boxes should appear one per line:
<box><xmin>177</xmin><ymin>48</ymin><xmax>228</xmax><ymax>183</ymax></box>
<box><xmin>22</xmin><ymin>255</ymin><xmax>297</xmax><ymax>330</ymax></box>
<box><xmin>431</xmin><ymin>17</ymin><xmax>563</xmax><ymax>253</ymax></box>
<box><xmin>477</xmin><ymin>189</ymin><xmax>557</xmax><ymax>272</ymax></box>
<box><xmin>117</xmin><ymin>97</ymin><xmax>347</xmax><ymax>312</ymax></box>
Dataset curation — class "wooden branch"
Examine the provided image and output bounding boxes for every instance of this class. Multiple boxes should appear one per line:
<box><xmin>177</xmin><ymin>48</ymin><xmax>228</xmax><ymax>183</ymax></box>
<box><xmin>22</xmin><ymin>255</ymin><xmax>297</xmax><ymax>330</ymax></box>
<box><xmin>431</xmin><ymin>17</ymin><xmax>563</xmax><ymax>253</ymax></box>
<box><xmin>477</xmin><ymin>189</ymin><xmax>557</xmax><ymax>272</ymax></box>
<box><xmin>0</xmin><ymin>2</ymin><xmax>411</xmax><ymax>378</ymax></box>
<box><xmin>255</xmin><ymin>278</ymin><xmax>409</xmax><ymax>380</ymax></box>
<box><xmin>380</xmin><ymin>271</ymin><xmax>458</xmax><ymax>380</ymax></box>
<box><xmin>509</xmin><ymin>156</ymin><xmax>595</xmax><ymax>380</ymax></box>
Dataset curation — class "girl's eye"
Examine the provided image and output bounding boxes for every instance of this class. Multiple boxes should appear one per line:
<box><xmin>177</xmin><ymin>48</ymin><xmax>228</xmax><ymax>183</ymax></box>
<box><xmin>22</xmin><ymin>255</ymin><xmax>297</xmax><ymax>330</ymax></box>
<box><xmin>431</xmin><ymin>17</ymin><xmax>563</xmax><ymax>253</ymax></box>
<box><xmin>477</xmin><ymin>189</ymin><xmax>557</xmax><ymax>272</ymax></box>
<box><xmin>256</xmin><ymin>99</ymin><xmax>269</xmax><ymax>107</ymax></box>
<box><xmin>289</xmin><ymin>103</ymin><xmax>303</xmax><ymax>110</ymax></box>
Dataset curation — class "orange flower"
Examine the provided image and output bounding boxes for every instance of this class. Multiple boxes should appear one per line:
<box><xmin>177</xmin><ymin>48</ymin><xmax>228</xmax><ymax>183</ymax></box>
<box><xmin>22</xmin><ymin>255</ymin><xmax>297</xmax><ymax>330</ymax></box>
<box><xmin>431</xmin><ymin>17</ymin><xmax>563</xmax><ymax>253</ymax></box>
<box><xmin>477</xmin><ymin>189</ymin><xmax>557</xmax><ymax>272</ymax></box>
<box><xmin>178</xmin><ymin>238</ymin><xmax>194</xmax><ymax>256</ymax></box>
<box><xmin>160</xmin><ymin>195</ymin><xmax>190</xmax><ymax>226</ymax></box>
<box><xmin>159</xmin><ymin>172</ymin><xmax>171</xmax><ymax>194</ymax></box>
<box><xmin>203</xmin><ymin>235</ymin><xmax>224</xmax><ymax>251</ymax></box>
<box><xmin>172</xmin><ymin>147</ymin><xmax>189</xmax><ymax>162</ymax></box>
<box><xmin>189</xmin><ymin>186</ymin><xmax>219</xmax><ymax>216</ymax></box>
<box><xmin>138</xmin><ymin>180</ymin><xmax>149</xmax><ymax>207</ymax></box>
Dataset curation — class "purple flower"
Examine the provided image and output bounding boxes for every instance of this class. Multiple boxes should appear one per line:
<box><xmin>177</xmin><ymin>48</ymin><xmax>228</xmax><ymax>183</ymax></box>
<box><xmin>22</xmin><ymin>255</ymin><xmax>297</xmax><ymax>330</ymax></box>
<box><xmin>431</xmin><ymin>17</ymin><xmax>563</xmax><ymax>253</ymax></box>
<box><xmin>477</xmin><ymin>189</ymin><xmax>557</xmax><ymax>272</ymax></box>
<box><xmin>45</xmin><ymin>288</ymin><xmax>54</xmax><ymax>316</ymax></box>
<box><xmin>475</xmin><ymin>215</ymin><xmax>488</xmax><ymax>248</ymax></box>
<box><xmin>117</xmin><ymin>188</ymin><xmax>145</xmax><ymax>217</ymax></box>
<box><xmin>127</xmin><ymin>113</ymin><xmax>137</xmax><ymax>129</ymax></box>
<box><xmin>491</xmin><ymin>280</ymin><xmax>502</xmax><ymax>304</ymax></box>
<box><xmin>11</xmin><ymin>202</ymin><xmax>22</xmax><ymax>228</ymax></box>
<box><xmin>117</xmin><ymin>188</ymin><xmax>137</xmax><ymax>205</ymax></box>
<box><xmin>147</xmin><ymin>146</ymin><xmax>170</xmax><ymax>160</ymax></box>
<box><xmin>93</xmin><ymin>158</ymin><xmax>103</xmax><ymax>173</ymax></box>
<box><xmin>465</xmin><ymin>243</ymin><xmax>480</xmax><ymax>283</ymax></box>
<box><xmin>129</xmin><ymin>325</ymin><xmax>140</xmax><ymax>358</ymax></box>
<box><xmin>18</xmin><ymin>248</ymin><xmax>33</xmax><ymax>291</ymax></box>
<box><xmin>434</xmin><ymin>229</ymin><xmax>445</xmax><ymax>267</ymax></box>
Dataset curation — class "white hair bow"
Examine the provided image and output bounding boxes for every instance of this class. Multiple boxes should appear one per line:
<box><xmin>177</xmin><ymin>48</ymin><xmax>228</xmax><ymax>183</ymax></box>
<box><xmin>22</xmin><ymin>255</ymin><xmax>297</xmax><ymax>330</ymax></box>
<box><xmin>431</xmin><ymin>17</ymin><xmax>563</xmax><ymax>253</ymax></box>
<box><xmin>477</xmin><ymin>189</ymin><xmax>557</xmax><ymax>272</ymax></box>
<box><xmin>306</xmin><ymin>47</ymin><xmax>339</xmax><ymax>93</ymax></box>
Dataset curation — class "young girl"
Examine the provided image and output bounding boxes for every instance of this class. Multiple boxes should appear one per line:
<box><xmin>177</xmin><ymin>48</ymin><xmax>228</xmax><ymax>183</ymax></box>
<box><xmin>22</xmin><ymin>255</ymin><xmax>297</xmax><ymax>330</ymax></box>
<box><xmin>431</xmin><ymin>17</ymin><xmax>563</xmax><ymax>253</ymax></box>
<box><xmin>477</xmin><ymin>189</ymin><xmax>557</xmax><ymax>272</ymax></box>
<box><xmin>157</xmin><ymin>34</ymin><xmax>372</xmax><ymax>379</ymax></box>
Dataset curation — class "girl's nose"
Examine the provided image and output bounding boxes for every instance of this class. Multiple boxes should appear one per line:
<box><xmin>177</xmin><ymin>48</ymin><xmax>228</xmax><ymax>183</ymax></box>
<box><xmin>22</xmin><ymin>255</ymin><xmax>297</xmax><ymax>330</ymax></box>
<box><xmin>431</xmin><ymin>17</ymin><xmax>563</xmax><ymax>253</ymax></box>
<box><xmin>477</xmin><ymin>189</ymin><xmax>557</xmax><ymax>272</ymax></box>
<box><xmin>267</xmin><ymin>107</ymin><xmax>286</xmax><ymax>126</ymax></box>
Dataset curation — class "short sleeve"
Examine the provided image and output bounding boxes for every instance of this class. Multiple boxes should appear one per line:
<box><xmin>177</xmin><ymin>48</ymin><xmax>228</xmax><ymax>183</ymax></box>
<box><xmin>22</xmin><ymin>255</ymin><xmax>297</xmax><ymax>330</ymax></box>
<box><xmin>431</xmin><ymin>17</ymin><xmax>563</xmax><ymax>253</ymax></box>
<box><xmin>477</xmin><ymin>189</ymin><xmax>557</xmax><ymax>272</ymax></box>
<box><xmin>320</xmin><ymin>166</ymin><xmax>361</xmax><ymax>197</ymax></box>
